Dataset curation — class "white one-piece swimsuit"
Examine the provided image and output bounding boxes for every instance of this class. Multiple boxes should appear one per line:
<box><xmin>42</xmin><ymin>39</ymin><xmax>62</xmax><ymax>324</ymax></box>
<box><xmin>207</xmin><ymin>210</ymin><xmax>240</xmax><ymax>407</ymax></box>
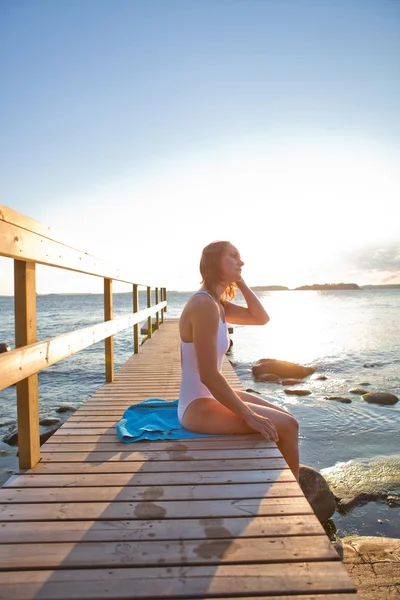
<box><xmin>178</xmin><ymin>291</ymin><xmax>230</xmax><ymax>423</ymax></box>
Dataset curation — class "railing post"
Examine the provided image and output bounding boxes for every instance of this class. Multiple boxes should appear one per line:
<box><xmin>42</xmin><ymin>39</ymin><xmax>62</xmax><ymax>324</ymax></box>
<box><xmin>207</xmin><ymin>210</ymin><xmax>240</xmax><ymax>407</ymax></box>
<box><xmin>155</xmin><ymin>287</ymin><xmax>160</xmax><ymax>330</ymax></box>
<box><xmin>147</xmin><ymin>286</ymin><xmax>152</xmax><ymax>338</ymax></box>
<box><xmin>14</xmin><ymin>260</ymin><xmax>40</xmax><ymax>469</ymax></box>
<box><xmin>160</xmin><ymin>287</ymin><xmax>164</xmax><ymax>324</ymax></box>
<box><xmin>104</xmin><ymin>278</ymin><xmax>114</xmax><ymax>382</ymax></box>
<box><xmin>133</xmin><ymin>283</ymin><xmax>139</xmax><ymax>354</ymax></box>
<box><xmin>163</xmin><ymin>287</ymin><xmax>167</xmax><ymax>313</ymax></box>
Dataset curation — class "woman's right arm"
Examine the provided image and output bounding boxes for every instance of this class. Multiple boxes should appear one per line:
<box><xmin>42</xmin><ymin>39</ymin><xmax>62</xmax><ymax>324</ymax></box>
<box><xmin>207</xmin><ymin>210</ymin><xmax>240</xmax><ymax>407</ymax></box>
<box><xmin>191</xmin><ymin>298</ymin><xmax>279</xmax><ymax>442</ymax></box>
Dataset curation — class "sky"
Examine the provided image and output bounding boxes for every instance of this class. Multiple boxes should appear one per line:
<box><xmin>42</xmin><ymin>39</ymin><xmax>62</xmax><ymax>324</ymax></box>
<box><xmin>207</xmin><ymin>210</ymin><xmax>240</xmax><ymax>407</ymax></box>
<box><xmin>0</xmin><ymin>0</ymin><xmax>399</xmax><ymax>294</ymax></box>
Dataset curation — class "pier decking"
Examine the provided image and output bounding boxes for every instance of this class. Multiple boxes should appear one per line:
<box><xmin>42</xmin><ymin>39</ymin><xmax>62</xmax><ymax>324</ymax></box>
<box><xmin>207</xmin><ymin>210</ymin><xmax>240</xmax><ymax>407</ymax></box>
<box><xmin>0</xmin><ymin>320</ymin><xmax>358</xmax><ymax>600</ymax></box>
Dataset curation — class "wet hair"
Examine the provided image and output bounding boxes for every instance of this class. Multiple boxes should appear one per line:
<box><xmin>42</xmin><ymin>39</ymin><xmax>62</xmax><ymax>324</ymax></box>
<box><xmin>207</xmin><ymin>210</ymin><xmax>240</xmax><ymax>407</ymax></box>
<box><xmin>200</xmin><ymin>241</ymin><xmax>236</xmax><ymax>302</ymax></box>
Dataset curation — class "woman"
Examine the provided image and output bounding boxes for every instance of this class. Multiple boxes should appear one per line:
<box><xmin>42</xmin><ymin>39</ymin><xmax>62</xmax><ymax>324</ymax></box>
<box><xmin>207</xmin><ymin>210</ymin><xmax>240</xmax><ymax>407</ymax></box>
<box><xmin>178</xmin><ymin>240</ymin><xmax>300</xmax><ymax>480</ymax></box>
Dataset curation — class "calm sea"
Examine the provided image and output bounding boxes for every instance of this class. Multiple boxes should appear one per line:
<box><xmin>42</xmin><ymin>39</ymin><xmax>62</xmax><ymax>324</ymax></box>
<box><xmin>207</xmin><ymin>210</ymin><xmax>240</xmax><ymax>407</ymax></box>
<box><xmin>1</xmin><ymin>290</ymin><xmax>399</xmax><ymax>538</ymax></box>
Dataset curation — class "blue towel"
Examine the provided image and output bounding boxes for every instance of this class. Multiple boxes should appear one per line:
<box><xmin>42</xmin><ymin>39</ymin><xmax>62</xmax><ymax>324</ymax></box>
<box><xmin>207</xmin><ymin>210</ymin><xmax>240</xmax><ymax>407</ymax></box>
<box><xmin>116</xmin><ymin>398</ymin><xmax>228</xmax><ymax>442</ymax></box>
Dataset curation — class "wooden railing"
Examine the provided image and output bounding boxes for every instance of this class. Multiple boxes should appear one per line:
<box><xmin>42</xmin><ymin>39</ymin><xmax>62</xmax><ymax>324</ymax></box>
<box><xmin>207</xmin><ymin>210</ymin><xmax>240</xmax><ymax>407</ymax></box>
<box><xmin>0</xmin><ymin>205</ymin><xmax>167</xmax><ymax>469</ymax></box>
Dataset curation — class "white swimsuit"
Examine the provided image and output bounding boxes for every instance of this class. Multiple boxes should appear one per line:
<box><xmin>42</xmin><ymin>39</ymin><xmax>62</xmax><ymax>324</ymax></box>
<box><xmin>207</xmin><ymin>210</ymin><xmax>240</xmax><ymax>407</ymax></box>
<box><xmin>178</xmin><ymin>291</ymin><xmax>230</xmax><ymax>423</ymax></box>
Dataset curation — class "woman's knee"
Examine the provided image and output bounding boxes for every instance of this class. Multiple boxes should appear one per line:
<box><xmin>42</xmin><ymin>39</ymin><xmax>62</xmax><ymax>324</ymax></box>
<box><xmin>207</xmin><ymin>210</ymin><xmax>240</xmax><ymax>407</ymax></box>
<box><xmin>278</xmin><ymin>414</ymin><xmax>299</xmax><ymax>437</ymax></box>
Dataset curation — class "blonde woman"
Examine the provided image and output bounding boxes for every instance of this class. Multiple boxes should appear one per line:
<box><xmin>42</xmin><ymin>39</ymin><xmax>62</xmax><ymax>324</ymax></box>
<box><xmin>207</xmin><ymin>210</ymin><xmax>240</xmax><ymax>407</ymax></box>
<box><xmin>178</xmin><ymin>240</ymin><xmax>299</xmax><ymax>480</ymax></box>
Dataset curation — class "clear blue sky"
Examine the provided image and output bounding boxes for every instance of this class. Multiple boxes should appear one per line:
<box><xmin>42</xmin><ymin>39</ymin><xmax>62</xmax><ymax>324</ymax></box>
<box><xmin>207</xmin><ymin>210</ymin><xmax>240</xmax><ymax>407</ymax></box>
<box><xmin>1</xmin><ymin>0</ymin><xmax>399</xmax><ymax>294</ymax></box>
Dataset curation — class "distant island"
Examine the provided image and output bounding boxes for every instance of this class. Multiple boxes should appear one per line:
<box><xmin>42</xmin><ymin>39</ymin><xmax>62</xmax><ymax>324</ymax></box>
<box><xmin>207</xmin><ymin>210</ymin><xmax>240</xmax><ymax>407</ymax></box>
<box><xmin>294</xmin><ymin>283</ymin><xmax>360</xmax><ymax>290</ymax></box>
<box><xmin>251</xmin><ymin>285</ymin><xmax>289</xmax><ymax>291</ymax></box>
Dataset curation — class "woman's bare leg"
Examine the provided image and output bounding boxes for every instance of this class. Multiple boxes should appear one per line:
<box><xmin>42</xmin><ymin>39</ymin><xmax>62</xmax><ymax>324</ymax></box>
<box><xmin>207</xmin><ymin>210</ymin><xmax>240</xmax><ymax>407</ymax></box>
<box><xmin>181</xmin><ymin>395</ymin><xmax>300</xmax><ymax>481</ymax></box>
<box><xmin>236</xmin><ymin>390</ymin><xmax>300</xmax><ymax>480</ymax></box>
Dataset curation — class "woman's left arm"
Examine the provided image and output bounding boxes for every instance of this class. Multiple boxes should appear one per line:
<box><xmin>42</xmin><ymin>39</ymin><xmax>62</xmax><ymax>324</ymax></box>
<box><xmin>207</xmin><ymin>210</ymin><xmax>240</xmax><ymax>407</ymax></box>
<box><xmin>224</xmin><ymin>279</ymin><xmax>270</xmax><ymax>325</ymax></box>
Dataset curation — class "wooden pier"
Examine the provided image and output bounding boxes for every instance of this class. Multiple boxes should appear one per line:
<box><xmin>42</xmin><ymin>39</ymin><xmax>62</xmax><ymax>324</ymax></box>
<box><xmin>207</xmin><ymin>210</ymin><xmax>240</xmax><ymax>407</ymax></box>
<box><xmin>0</xmin><ymin>320</ymin><xmax>358</xmax><ymax>599</ymax></box>
<box><xmin>0</xmin><ymin>206</ymin><xmax>359</xmax><ymax>599</ymax></box>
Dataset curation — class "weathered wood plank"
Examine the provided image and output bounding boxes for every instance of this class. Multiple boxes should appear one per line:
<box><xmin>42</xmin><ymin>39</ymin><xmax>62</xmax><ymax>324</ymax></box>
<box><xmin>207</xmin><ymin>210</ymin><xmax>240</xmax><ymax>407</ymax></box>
<box><xmin>0</xmin><ymin>496</ymin><xmax>314</xmax><ymax>521</ymax></box>
<box><xmin>0</xmin><ymin>482</ymin><xmax>302</xmax><ymax>503</ymax></box>
<box><xmin>0</xmin><ymin>515</ymin><xmax>326</xmax><ymax>544</ymax></box>
<box><xmin>0</xmin><ymin>535</ymin><xmax>340</xmax><ymax>570</ymax></box>
<box><xmin>17</xmin><ymin>457</ymin><xmax>290</xmax><ymax>474</ymax></box>
<box><xmin>0</xmin><ymin>562</ymin><xmax>357</xmax><ymax>599</ymax></box>
<box><xmin>39</xmin><ymin>448</ymin><xmax>283</xmax><ymax>462</ymax></box>
<box><xmin>4</xmin><ymin>469</ymin><xmax>294</xmax><ymax>488</ymax></box>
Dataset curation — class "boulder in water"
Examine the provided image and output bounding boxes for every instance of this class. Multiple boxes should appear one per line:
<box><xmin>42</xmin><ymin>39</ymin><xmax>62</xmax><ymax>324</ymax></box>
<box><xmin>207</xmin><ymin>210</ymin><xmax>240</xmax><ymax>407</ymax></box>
<box><xmin>299</xmin><ymin>464</ymin><xmax>336</xmax><ymax>523</ymax></box>
<box><xmin>349</xmin><ymin>387</ymin><xmax>369</xmax><ymax>395</ymax></box>
<box><xmin>284</xmin><ymin>389</ymin><xmax>311</xmax><ymax>396</ymax></box>
<box><xmin>254</xmin><ymin>373</ymin><xmax>281</xmax><ymax>383</ymax></box>
<box><xmin>252</xmin><ymin>358</ymin><xmax>315</xmax><ymax>380</ymax></box>
<box><xmin>39</xmin><ymin>418</ymin><xmax>61</xmax><ymax>426</ymax></box>
<box><xmin>362</xmin><ymin>392</ymin><xmax>399</xmax><ymax>406</ymax></box>
<box><xmin>0</xmin><ymin>343</ymin><xmax>11</xmax><ymax>354</ymax></box>
<box><xmin>56</xmin><ymin>405</ymin><xmax>76</xmax><ymax>413</ymax></box>
<box><xmin>281</xmin><ymin>378</ymin><xmax>302</xmax><ymax>385</ymax></box>
<box><xmin>324</xmin><ymin>396</ymin><xmax>352</xmax><ymax>404</ymax></box>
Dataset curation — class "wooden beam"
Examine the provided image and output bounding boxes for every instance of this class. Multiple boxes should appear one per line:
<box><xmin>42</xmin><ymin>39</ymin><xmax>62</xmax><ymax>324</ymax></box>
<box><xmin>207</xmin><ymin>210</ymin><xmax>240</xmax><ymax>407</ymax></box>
<box><xmin>104</xmin><ymin>279</ymin><xmax>114</xmax><ymax>383</ymax></box>
<box><xmin>0</xmin><ymin>302</ymin><xmax>166</xmax><ymax>391</ymax></box>
<box><xmin>14</xmin><ymin>260</ymin><xmax>40</xmax><ymax>469</ymax></box>
<box><xmin>0</xmin><ymin>216</ymin><xmax>164</xmax><ymax>289</ymax></box>
<box><xmin>133</xmin><ymin>284</ymin><xmax>139</xmax><ymax>354</ymax></box>
<box><xmin>155</xmin><ymin>288</ymin><xmax>160</xmax><ymax>330</ymax></box>
<box><xmin>146</xmin><ymin>286</ymin><xmax>152</xmax><ymax>339</ymax></box>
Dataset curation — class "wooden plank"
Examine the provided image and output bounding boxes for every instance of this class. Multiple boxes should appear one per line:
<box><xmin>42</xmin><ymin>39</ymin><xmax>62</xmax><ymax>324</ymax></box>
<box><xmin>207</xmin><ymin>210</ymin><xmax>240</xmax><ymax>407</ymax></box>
<box><xmin>41</xmin><ymin>439</ymin><xmax>277</xmax><ymax>450</ymax></box>
<box><xmin>0</xmin><ymin>204</ymin><xmax>53</xmax><ymax>239</ymax></box>
<box><xmin>0</xmin><ymin>482</ymin><xmax>303</xmax><ymax>503</ymax></box>
<box><xmin>0</xmin><ymin>302</ymin><xmax>166</xmax><ymax>390</ymax></box>
<box><xmin>0</xmin><ymin>208</ymin><xmax>164</xmax><ymax>287</ymax></box>
<box><xmin>4</xmin><ymin>469</ymin><xmax>294</xmax><ymax>488</ymax></box>
<box><xmin>0</xmin><ymin>496</ymin><xmax>314</xmax><ymax>521</ymax></box>
<box><xmin>0</xmin><ymin>515</ymin><xmax>327</xmax><ymax>544</ymax></box>
<box><xmin>0</xmin><ymin>535</ymin><xmax>340</xmax><ymax>570</ymax></box>
<box><xmin>14</xmin><ymin>260</ymin><xmax>40</xmax><ymax>469</ymax></box>
<box><xmin>0</xmin><ymin>562</ymin><xmax>357</xmax><ymax>599</ymax></box>
<box><xmin>17</xmin><ymin>457</ymin><xmax>289</xmax><ymax>474</ymax></box>
<box><xmin>38</xmin><ymin>447</ymin><xmax>283</xmax><ymax>461</ymax></box>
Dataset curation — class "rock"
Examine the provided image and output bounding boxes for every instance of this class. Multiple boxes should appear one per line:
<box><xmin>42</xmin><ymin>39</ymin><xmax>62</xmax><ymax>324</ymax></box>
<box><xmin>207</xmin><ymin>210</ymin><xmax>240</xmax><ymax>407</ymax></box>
<box><xmin>362</xmin><ymin>392</ymin><xmax>399</xmax><ymax>406</ymax></box>
<box><xmin>315</xmin><ymin>374</ymin><xmax>327</xmax><ymax>380</ymax></box>
<box><xmin>0</xmin><ymin>343</ymin><xmax>11</xmax><ymax>353</ymax></box>
<box><xmin>281</xmin><ymin>378</ymin><xmax>302</xmax><ymax>385</ymax></box>
<box><xmin>334</xmin><ymin>536</ymin><xmax>400</xmax><ymax>600</ymax></box>
<box><xmin>349</xmin><ymin>387</ymin><xmax>369</xmax><ymax>395</ymax></box>
<box><xmin>363</xmin><ymin>362</ymin><xmax>378</xmax><ymax>368</ymax></box>
<box><xmin>358</xmin><ymin>382</ymin><xmax>370</xmax><ymax>386</ymax></box>
<box><xmin>39</xmin><ymin>418</ymin><xmax>61</xmax><ymax>426</ymax></box>
<box><xmin>336</xmin><ymin>491</ymin><xmax>387</xmax><ymax>513</ymax></box>
<box><xmin>252</xmin><ymin>358</ymin><xmax>315</xmax><ymax>380</ymax></box>
<box><xmin>323</xmin><ymin>396</ymin><xmax>352</xmax><ymax>404</ymax></box>
<box><xmin>3</xmin><ymin>429</ymin><xmax>18</xmax><ymax>446</ymax></box>
<box><xmin>386</xmin><ymin>494</ymin><xmax>400</xmax><ymax>507</ymax></box>
<box><xmin>56</xmin><ymin>405</ymin><xmax>76</xmax><ymax>413</ymax></box>
<box><xmin>299</xmin><ymin>464</ymin><xmax>336</xmax><ymax>522</ymax></box>
<box><xmin>245</xmin><ymin>388</ymin><xmax>262</xmax><ymax>395</ymax></box>
<box><xmin>284</xmin><ymin>389</ymin><xmax>311</xmax><ymax>396</ymax></box>
<box><xmin>254</xmin><ymin>373</ymin><xmax>281</xmax><ymax>383</ymax></box>
<box><xmin>3</xmin><ymin>424</ymin><xmax>61</xmax><ymax>446</ymax></box>
<box><xmin>40</xmin><ymin>425</ymin><xmax>61</xmax><ymax>445</ymax></box>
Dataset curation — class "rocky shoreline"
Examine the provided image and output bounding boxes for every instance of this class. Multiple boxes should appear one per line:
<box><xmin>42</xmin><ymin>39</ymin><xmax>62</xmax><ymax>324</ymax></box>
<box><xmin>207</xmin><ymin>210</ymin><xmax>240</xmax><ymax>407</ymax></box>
<box><xmin>334</xmin><ymin>536</ymin><xmax>400</xmax><ymax>599</ymax></box>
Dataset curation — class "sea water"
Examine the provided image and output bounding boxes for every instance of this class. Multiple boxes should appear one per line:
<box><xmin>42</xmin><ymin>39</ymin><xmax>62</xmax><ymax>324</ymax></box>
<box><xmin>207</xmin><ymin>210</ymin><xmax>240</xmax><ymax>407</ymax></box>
<box><xmin>1</xmin><ymin>290</ymin><xmax>399</xmax><ymax>537</ymax></box>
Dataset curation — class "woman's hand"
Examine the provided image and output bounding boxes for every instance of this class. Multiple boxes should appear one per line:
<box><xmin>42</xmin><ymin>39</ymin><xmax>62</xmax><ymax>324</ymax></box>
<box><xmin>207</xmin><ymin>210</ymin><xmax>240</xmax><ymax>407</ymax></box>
<box><xmin>243</xmin><ymin>409</ymin><xmax>279</xmax><ymax>442</ymax></box>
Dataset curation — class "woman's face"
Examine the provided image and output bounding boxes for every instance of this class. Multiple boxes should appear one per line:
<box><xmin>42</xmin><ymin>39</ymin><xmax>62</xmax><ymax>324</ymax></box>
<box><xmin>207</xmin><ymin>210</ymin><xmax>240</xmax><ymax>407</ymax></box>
<box><xmin>220</xmin><ymin>244</ymin><xmax>244</xmax><ymax>283</ymax></box>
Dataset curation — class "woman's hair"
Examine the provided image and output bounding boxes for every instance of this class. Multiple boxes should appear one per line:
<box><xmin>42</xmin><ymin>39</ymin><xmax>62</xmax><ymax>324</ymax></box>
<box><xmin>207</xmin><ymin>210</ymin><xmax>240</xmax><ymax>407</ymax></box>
<box><xmin>200</xmin><ymin>241</ymin><xmax>236</xmax><ymax>302</ymax></box>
